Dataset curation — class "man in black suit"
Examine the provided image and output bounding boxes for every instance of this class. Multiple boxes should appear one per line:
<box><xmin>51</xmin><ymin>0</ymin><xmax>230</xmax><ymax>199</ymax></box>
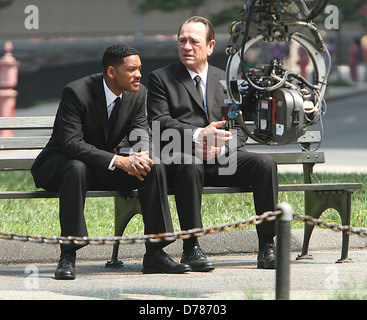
<box><xmin>31</xmin><ymin>44</ymin><xmax>191</xmax><ymax>279</ymax></box>
<box><xmin>147</xmin><ymin>17</ymin><xmax>279</xmax><ymax>269</ymax></box>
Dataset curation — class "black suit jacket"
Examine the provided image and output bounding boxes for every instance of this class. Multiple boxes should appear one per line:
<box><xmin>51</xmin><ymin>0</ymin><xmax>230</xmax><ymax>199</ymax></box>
<box><xmin>147</xmin><ymin>62</ymin><xmax>247</xmax><ymax>152</ymax></box>
<box><xmin>32</xmin><ymin>73</ymin><xmax>149</xmax><ymax>188</ymax></box>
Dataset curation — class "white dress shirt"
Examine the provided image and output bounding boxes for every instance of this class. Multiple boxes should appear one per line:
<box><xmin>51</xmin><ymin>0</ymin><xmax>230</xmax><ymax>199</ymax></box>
<box><xmin>103</xmin><ymin>79</ymin><xmax>122</xmax><ymax>118</ymax></box>
<box><xmin>186</xmin><ymin>66</ymin><xmax>227</xmax><ymax>157</ymax></box>
<box><xmin>103</xmin><ymin>79</ymin><xmax>122</xmax><ymax>170</ymax></box>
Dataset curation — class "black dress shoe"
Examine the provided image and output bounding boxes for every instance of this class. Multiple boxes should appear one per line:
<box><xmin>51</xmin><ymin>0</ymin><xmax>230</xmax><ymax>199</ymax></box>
<box><xmin>55</xmin><ymin>252</ymin><xmax>76</xmax><ymax>280</ymax></box>
<box><xmin>142</xmin><ymin>249</ymin><xmax>191</xmax><ymax>274</ymax></box>
<box><xmin>257</xmin><ymin>243</ymin><xmax>276</xmax><ymax>269</ymax></box>
<box><xmin>181</xmin><ymin>245</ymin><xmax>215</xmax><ymax>272</ymax></box>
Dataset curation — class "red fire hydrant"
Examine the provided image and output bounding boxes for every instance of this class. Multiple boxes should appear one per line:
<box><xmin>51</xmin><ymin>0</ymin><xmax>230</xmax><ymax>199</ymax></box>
<box><xmin>0</xmin><ymin>41</ymin><xmax>19</xmax><ymax>137</ymax></box>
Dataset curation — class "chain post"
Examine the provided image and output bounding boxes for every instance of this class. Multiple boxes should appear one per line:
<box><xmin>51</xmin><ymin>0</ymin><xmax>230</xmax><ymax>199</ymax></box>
<box><xmin>275</xmin><ymin>203</ymin><xmax>293</xmax><ymax>300</ymax></box>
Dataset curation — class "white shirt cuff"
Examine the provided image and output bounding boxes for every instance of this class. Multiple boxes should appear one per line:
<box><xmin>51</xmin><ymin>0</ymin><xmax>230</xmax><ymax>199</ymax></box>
<box><xmin>192</xmin><ymin>128</ymin><xmax>203</xmax><ymax>143</ymax></box>
<box><xmin>108</xmin><ymin>155</ymin><xmax>117</xmax><ymax>171</ymax></box>
<box><xmin>218</xmin><ymin>145</ymin><xmax>229</xmax><ymax>157</ymax></box>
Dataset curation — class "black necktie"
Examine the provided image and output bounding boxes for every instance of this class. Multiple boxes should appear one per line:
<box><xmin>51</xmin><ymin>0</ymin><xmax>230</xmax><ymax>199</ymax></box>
<box><xmin>108</xmin><ymin>97</ymin><xmax>121</xmax><ymax>138</ymax></box>
<box><xmin>194</xmin><ymin>75</ymin><xmax>204</xmax><ymax>106</ymax></box>
<box><xmin>194</xmin><ymin>75</ymin><xmax>208</xmax><ymax>120</ymax></box>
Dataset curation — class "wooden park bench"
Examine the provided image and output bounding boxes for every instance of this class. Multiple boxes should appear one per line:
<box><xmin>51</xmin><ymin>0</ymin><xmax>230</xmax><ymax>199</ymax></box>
<box><xmin>0</xmin><ymin>116</ymin><xmax>362</xmax><ymax>266</ymax></box>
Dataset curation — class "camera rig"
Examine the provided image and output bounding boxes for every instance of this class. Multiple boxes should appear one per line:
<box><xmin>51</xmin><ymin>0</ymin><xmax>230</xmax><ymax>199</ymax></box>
<box><xmin>223</xmin><ymin>0</ymin><xmax>330</xmax><ymax>145</ymax></box>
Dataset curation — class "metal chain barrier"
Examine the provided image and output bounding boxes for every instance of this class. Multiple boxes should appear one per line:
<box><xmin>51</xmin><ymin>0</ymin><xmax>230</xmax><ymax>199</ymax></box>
<box><xmin>293</xmin><ymin>213</ymin><xmax>367</xmax><ymax>237</ymax></box>
<box><xmin>0</xmin><ymin>210</ymin><xmax>281</xmax><ymax>245</ymax></box>
<box><xmin>1</xmin><ymin>209</ymin><xmax>367</xmax><ymax>245</ymax></box>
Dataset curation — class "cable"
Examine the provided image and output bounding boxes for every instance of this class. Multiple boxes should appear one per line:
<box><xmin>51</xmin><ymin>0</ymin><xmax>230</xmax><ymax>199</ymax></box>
<box><xmin>306</xmin><ymin>0</ymin><xmax>329</xmax><ymax>22</ymax></box>
<box><xmin>275</xmin><ymin>0</ymin><xmax>307</xmax><ymax>20</ymax></box>
<box><xmin>275</xmin><ymin>0</ymin><xmax>328</xmax><ymax>22</ymax></box>
<box><xmin>239</xmin><ymin>0</ymin><xmax>256</xmax><ymax>75</ymax></box>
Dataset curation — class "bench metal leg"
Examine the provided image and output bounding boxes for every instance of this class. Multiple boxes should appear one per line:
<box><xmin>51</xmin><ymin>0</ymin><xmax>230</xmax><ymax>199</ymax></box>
<box><xmin>105</xmin><ymin>196</ymin><xmax>141</xmax><ymax>267</ymax></box>
<box><xmin>337</xmin><ymin>192</ymin><xmax>352</xmax><ymax>263</ymax></box>
<box><xmin>296</xmin><ymin>190</ymin><xmax>353</xmax><ymax>263</ymax></box>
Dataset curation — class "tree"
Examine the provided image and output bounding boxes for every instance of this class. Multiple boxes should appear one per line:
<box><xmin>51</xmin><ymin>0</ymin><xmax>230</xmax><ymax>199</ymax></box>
<box><xmin>0</xmin><ymin>0</ymin><xmax>12</xmax><ymax>9</ymax></box>
<box><xmin>129</xmin><ymin>0</ymin><xmax>243</xmax><ymax>28</ymax></box>
<box><xmin>129</xmin><ymin>0</ymin><xmax>206</xmax><ymax>16</ymax></box>
<box><xmin>209</xmin><ymin>1</ymin><xmax>244</xmax><ymax>27</ymax></box>
<box><xmin>129</xmin><ymin>0</ymin><xmax>367</xmax><ymax>30</ymax></box>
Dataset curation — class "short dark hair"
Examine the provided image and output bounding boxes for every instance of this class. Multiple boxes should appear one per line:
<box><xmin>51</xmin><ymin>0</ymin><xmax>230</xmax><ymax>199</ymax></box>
<box><xmin>178</xmin><ymin>16</ymin><xmax>215</xmax><ymax>44</ymax></box>
<box><xmin>102</xmin><ymin>44</ymin><xmax>139</xmax><ymax>73</ymax></box>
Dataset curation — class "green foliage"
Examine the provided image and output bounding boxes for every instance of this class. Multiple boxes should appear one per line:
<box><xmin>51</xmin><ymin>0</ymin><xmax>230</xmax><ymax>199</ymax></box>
<box><xmin>129</xmin><ymin>0</ymin><xmax>367</xmax><ymax>29</ymax></box>
<box><xmin>329</xmin><ymin>280</ymin><xmax>367</xmax><ymax>300</ymax></box>
<box><xmin>210</xmin><ymin>3</ymin><xmax>244</xmax><ymax>27</ymax></box>
<box><xmin>129</xmin><ymin>0</ymin><xmax>206</xmax><ymax>14</ymax></box>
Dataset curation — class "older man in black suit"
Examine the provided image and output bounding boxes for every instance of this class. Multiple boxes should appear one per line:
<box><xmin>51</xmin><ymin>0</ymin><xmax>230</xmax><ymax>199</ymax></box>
<box><xmin>147</xmin><ymin>16</ymin><xmax>279</xmax><ymax>270</ymax></box>
<box><xmin>31</xmin><ymin>44</ymin><xmax>191</xmax><ymax>279</ymax></box>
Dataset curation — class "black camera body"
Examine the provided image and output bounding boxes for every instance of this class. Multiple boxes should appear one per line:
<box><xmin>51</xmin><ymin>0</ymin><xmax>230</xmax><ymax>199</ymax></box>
<box><xmin>251</xmin><ymin>88</ymin><xmax>305</xmax><ymax>144</ymax></box>
<box><xmin>224</xmin><ymin>0</ymin><xmax>330</xmax><ymax>146</ymax></box>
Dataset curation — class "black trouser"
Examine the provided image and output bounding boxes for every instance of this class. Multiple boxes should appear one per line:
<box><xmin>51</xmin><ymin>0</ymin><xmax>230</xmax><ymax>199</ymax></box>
<box><xmin>166</xmin><ymin>149</ymin><xmax>278</xmax><ymax>249</ymax></box>
<box><xmin>44</xmin><ymin>157</ymin><xmax>174</xmax><ymax>254</ymax></box>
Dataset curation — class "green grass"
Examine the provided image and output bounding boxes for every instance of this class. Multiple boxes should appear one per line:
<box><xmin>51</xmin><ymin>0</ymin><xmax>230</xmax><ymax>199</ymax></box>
<box><xmin>0</xmin><ymin>171</ymin><xmax>366</xmax><ymax>237</ymax></box>
<box><xmin>329</xmin><ymin>280</ymin><xmax>367</xmax><ymax>300</ymax></box>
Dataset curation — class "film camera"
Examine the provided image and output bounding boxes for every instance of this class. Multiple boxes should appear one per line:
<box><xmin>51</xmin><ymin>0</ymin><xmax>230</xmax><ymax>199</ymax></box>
<box><xmin>223</xmin><ymin>0</ymin><xmax>330</xmax><ymax>145</ymax></box>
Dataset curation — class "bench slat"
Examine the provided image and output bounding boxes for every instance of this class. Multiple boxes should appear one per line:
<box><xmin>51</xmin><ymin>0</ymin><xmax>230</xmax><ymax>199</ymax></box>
<box><xmin>0</xmin><ymin>150</ymin><xmax>41</xmax><ymax>170</ymax></box>
<box><xmin>0</xmin><ymin>150</ymin><xmax>325</xmax><ymax>171</ymax></box>
<box><xmin>0</xmin><ymin>116</ymin><xmax>321</xmax><ymax>142</ymax></box>
<box><xmin>277</xmin><ymin>183</ymin><xmax>362</xmax><ymax>192</ymax></box>
<box><xmin>0</xmin><ymin>137</ymin><xmax>50</xmax><ymax>150</ymax></box>
<box><xmin>199</xmin><ymin>183</ymin><xmax>362</xmax><ymax>193</ymax></box>
<box><xmin>0</xmin><ymin>138</ymin><xmax>324</xmax><ymax>153</ymax></box>
<box><xmin>0</xmin><ymin>183</ymin><xmax>361</xmax><ymax>200</ymax></box>
<box><xmin>0</xmin><ymin>116</ymin><xmax>55</xmax><ymax>130</ymax></box>
<box><xmin>245</xmin><ymin>131</ymin><xmax>321</xmax><ymax>145</ymax></box>
<box><xmin>0</xmin><ymin>159</ymin><xmax>35</xmax><ymax>171</ymax></box>
<box><xmin>264</xmin><ymin>151</ymin><xmax>325</xmax><ymax>164</ymax></box>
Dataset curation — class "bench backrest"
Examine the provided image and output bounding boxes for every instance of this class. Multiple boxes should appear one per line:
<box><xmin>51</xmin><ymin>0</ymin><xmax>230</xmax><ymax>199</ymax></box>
<box><xmin>0</xmin><ymin>116</ymin><xmax>325</xmax><ymax>173</ymax></box>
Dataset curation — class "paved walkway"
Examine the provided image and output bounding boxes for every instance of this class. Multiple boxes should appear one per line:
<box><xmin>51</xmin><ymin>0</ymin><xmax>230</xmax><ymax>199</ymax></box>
<box><xmin>1</xmin><ymin>229</ymin><xmax>367</xmax><ymax>300</ymax></box>
<box><xmin>1</xmin><ymin>250</ymin><xmax>367</xmax><ymax>301</ymax></box>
